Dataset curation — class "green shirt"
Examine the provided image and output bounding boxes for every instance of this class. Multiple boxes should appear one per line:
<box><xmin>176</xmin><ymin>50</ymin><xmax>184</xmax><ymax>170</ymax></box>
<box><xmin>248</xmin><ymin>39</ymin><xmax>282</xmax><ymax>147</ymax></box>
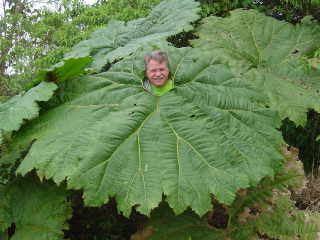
<box><xmin>151</xmin><ymin>79</ymin><xmax>173</xmax><ymax>96</ymax></box>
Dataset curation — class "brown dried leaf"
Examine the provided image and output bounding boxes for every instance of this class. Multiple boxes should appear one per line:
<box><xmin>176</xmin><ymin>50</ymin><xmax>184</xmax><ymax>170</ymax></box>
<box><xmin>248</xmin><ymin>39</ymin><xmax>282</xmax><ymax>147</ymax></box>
<box><xmin>130</xmin><ymin>225</ymin><xmax>154</xmax><ymax>240</ymax></box>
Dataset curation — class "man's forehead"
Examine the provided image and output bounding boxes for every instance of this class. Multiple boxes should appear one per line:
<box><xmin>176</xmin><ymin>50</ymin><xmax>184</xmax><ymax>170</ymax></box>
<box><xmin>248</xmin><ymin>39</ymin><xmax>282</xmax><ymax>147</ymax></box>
<box><xmin>147</xmin><ymin>60</ymin><xmax>168</xmax><ymax>68</ymax></box>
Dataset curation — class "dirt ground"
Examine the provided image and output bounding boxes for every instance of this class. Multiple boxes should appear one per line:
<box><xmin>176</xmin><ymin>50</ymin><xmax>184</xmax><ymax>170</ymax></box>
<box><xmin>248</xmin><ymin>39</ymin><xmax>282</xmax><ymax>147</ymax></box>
<box><xmin>290</xmin><ymin>177</ymin><xmax>320</xmax><ymax>240</ymax></box>
<box><xmin>293</xmin><ymin>177</ymin><xmax>320</xmax><ymax>213</ymax></box>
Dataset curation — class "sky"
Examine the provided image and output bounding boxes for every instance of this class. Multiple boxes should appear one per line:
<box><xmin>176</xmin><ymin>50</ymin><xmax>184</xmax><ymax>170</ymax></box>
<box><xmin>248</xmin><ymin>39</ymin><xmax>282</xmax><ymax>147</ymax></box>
<box><xmin>0</xmin><ymin>0</ymin><xmax>98</xmax><ymax>17</ymax></box>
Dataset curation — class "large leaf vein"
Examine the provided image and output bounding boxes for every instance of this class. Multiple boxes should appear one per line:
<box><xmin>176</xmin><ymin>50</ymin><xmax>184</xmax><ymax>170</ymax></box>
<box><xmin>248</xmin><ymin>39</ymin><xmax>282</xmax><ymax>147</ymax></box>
<box><xmin>93</xmin><ymin>106</ymin><xmax>157</xmax><ymax>201</ymax></box>
<box><xmin>137</xmin><ymin>133</ymin><xmax>148</xmax><ymax>206</ymax></box>
<box><xmin>261</xmin><ymin>19</ymin><xmax>275</xmax><ymax>53</ymax></box>
<box><xmin>172</xmin><ymin>50</ymin><xmax>191</xmax><ymax>84</ymax></box>
<box><xmin>251</xmin><ymin>13</ymin><xmax>261</xmax><ymax>61</ymax></box>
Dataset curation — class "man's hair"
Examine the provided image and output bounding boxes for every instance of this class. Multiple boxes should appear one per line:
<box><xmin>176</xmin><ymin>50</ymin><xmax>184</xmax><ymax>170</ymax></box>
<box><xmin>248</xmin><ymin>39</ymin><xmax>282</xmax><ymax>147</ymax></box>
<box><xmin>144</xmin><ymin>50</ymin><xmax>170</xmax><ymax>70</ymax></box>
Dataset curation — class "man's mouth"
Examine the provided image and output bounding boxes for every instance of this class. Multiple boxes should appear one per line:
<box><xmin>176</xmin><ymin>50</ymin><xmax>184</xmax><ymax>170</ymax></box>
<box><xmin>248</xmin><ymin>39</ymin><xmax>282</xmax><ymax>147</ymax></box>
<box><xmin>153</xmin><ymin>78</ymin><xmax>164</xmax><ymax>81</ymax></box>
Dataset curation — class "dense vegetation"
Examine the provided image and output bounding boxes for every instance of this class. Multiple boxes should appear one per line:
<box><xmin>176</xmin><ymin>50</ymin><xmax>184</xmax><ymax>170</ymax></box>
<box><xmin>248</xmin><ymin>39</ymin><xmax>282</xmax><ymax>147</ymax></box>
<box><xmin>0</xmin><ymin>0</ymin><xmax>161</xmax><ymax>93</ymax></box>
<box><xmin>1</xmin><ymin>0</ymin><xmax>320</xmax><ymax>239</ymax></box>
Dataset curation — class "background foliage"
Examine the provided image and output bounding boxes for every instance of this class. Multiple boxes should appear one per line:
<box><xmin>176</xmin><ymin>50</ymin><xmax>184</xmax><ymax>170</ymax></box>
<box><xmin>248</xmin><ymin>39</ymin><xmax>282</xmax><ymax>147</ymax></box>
<box><xmin>0</xmin><ymin>0</ymin><xmax>160</xmax><ymax>93</ymax></box>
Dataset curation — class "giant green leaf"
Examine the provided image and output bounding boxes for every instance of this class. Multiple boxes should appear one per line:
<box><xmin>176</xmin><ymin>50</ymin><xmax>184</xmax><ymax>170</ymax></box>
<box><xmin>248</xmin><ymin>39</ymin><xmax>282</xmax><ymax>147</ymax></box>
<box><xmin>64</xmin><ymin>0</ymin><xmax>200</xmax><ymax>71</ymax></box>
<box><xmin>193</xmin><ymin>9</ymin><xmax>320</xmax><ymax>71</ymax></box>
<box><xmin>193</xmin><ymin>9</ymin><xmax>320</xmax><ymax>125</ymax></box>
<box><xmin>0</xmin><ymin>176</ymin><xmax>70</xmax><ymax>240</ymax></box>
<box><xmin>0</xmin><ymin>82</ymin><xmax>57</xmax><ymax>132</ymax></box>
<box><xmin>14</xmin><ymin>46</ymin><xmax>284</xmax><ymax>217</ymax></box>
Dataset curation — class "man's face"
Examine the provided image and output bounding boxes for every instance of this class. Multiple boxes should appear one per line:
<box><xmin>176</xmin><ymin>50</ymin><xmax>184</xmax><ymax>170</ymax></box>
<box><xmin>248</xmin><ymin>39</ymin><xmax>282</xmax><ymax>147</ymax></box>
<box><xmin>146</xmin><ymin>60</ymin><xmax>169</xmax><ymax>87</ymax></box>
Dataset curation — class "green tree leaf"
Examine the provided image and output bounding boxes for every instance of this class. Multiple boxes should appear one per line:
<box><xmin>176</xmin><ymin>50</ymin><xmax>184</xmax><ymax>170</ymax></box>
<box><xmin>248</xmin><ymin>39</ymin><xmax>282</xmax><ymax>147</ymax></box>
<box><xmin>64</xmin><ymin>0</ymin><xmax>200</xmax><ymax>71</ymax></box>
<box><xmin>14</xmin><ymin>46</ymin><xmax>284</xmax><ymax>216</ymax></box>
<box><xmin>27</xmin><ymin>56</ymin><xmax>92</xmax><ymax>89</ymax></box>
<box><xmin>0</xmin><ymin>176</ymin><xmax>70</xmax><ymax>240</ymax></box>
<box><xmin>0</xmin><ymin>82</ymin><xmax>57</xmax><ymax>132</ymax></box>
<box><xmin>193</xmin><ymin>9</ymin><xmax>320</xmax><ymax>125</ymax></box>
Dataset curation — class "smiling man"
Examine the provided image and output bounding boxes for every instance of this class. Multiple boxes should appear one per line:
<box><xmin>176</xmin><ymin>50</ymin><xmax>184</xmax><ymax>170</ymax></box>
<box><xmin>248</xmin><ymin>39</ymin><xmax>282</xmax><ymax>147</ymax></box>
<box><xmin>143</xmin><ymin>51</ymin><xmax>173</xmax><ymax>96</ymax></box>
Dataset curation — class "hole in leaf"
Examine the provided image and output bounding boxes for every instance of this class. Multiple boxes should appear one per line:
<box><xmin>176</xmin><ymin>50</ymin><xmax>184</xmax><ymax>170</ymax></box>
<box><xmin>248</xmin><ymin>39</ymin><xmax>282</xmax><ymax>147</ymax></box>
<box><xmin>249</xmin><ymin>206</ymin><xmax>261</xmax><ymax>215</ymax></box>
<box><xmin>46</xmin><ymin>71</ymin><xmax>58</xmax><ymax>83</ymax></box>
<box><xmin>8</xmin><ymin>223</ymin><xmax>16</xmax><ymax>237</ymax></box>
<box><xmin>207</xmin><ymin>201</ymin><xmax>229</xmax><ymax>229</ymax></box>
<box><xmin>190</xmin><ymin>115</ymin><xmax>195</xmax><ymax>118</ymax></box>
